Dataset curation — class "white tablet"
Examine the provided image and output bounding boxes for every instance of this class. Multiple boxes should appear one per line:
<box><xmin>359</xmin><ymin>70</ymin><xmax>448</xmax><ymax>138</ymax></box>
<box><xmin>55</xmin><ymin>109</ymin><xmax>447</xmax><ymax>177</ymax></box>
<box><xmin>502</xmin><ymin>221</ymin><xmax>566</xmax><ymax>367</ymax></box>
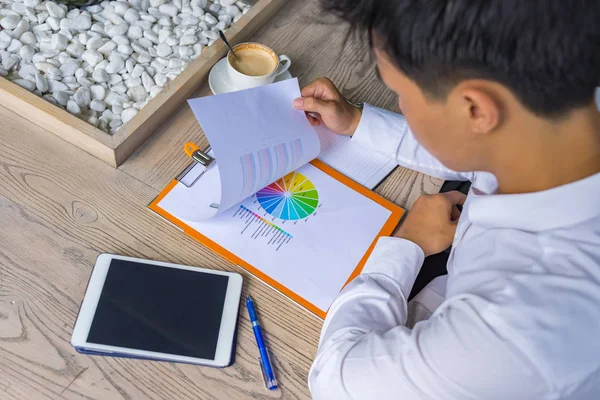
<box><xmin>71</xmin><ymin>254</ymin><xmax>243</xmax><ymax>367</ymax></box>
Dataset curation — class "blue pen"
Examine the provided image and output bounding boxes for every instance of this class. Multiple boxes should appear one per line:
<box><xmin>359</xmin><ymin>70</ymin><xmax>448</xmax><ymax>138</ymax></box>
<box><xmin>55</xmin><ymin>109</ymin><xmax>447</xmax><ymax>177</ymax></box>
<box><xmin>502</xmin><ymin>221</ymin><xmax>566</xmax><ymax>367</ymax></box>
<box><xmin>246</xmin><ymin>296</ymin><xmax>278</xmax><ymax>390</ymax></box>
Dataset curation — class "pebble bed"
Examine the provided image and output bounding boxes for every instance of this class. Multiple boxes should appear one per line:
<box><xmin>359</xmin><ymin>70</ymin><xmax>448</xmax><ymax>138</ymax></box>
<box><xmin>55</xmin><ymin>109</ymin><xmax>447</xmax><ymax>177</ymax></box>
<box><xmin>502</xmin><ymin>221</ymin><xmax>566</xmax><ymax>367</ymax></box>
<box><xmin>0</xmin><ymin>0</ymin><xmax>249</xmax><ymax>133</ymax></box>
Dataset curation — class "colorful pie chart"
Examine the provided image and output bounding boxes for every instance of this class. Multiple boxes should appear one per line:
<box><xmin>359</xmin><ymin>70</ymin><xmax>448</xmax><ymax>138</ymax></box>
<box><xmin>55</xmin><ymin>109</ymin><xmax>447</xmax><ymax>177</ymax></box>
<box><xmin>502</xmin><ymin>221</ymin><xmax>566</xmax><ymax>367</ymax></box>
<box><xmin>256</xmin><ymin>172</ymin><xmax>319</xmax><ymax>220</ymax></box>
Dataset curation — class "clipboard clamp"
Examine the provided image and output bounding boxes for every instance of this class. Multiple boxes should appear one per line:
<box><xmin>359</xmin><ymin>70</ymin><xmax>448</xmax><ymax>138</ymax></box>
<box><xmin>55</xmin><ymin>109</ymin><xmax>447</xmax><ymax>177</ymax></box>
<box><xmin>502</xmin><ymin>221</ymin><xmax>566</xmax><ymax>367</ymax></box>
<box><xmin>177</xmin><ymin>142</ymin><xmax>216</xmax><ymax>188</ymax></box>
<box><xmin>184</xmin><ymin>142</ymin><xmax>214</xmax><ymax>167</ymax></box>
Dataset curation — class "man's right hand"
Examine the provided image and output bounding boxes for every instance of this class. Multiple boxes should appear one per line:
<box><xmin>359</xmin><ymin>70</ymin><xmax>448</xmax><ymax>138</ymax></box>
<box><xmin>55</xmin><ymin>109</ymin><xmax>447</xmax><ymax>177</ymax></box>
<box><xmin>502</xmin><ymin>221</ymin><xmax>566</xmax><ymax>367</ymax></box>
<box><xmin>293</xmin><ymin>78</ymin><xmax>362</xmax><ymax>136</ymax></box>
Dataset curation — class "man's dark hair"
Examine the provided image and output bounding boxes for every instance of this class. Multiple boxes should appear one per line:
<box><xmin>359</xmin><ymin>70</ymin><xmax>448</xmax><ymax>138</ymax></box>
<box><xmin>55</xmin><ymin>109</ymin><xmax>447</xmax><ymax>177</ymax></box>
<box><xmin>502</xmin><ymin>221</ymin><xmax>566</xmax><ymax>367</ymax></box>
<box><xmin>322</xmin><ymin>0</ymin><xmax>600</xmax><ymax>117</ymax></box>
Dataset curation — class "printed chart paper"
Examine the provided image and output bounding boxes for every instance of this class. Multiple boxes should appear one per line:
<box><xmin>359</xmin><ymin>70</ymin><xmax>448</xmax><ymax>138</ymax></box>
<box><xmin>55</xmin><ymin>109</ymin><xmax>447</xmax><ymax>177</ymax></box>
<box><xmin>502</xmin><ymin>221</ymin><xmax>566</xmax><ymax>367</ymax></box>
<box><xmin>187</xmin><ymin>78</ymin><xmax>321</xmax><ymax>216</ymax></box>
<box><xmin>157</xmin><ymin>162</ymin><xmax>393</xmax><ymax>312</ymax></box>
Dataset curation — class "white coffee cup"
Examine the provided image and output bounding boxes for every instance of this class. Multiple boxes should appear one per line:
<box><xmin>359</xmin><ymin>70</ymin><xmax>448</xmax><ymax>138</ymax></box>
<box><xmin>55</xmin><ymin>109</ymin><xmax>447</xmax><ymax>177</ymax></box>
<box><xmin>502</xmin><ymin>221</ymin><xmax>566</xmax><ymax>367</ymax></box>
<box><xmin>227</xmin><ymin>42</ymin><xmax>291</xmax><ymax>90</ymax></box>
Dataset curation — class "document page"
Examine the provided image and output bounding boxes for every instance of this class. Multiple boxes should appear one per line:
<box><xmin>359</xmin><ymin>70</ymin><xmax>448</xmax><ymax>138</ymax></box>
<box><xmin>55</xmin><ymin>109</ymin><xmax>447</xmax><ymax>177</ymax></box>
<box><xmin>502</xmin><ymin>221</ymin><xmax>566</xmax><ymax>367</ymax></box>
<box><xmin>317</xmin><ymin>126</ymin><xmax>397</xmax><ymax>189</ymax></box>
<box><xmin>157</xmin><ymin>162</ymin><xmax>393</xmax><ymax>313</ymax></box>
<box><xmin>187</xmin><ymin>78</ymin><xmax>321</xmax><ymax>215</ymax></box>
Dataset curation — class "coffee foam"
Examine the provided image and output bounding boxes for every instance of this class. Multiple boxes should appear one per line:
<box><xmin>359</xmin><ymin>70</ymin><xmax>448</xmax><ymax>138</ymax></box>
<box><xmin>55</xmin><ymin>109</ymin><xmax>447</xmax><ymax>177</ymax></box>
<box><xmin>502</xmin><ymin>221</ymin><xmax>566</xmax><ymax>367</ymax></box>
<box><xmin>228</xmin><ymin>43</ymin><xmax>278</xmax><ymax>77</ymax></box>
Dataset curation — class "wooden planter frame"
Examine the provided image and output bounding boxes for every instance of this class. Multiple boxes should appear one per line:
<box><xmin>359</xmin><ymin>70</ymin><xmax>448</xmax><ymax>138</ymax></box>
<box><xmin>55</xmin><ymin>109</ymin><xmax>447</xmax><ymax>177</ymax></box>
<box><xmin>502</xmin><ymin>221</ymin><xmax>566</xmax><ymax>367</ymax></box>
<box><xmin>0</xmin><ymin>0</ymin><xmax>283</xmax><ymax>167</ymax></box>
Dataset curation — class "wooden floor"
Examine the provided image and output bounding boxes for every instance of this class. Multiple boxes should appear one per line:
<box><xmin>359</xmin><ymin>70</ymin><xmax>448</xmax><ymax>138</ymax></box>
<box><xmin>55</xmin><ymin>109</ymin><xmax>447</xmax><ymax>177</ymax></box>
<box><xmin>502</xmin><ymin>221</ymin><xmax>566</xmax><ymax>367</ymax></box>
<box><xmin>0</xmin><ymin>1</ymin><xmax>442</xmax><ymax>399</ymax></box>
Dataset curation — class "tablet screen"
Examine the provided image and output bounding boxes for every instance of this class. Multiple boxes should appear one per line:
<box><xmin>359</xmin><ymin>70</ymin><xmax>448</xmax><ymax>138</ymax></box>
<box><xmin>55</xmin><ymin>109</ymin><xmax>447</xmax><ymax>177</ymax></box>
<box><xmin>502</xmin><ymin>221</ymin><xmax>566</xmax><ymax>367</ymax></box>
<box><xmin>86</xmin><ymin>259</ymin><xmax>229</xmax><ymax>360</ymax></box>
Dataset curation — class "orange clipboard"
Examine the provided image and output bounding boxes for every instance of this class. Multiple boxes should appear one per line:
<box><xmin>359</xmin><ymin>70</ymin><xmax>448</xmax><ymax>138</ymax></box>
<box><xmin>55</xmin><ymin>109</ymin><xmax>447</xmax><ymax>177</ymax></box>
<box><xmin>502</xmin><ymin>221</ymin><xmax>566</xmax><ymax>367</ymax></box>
<box><xmin>149</xmin><ymin>149</ymin><xmax>405</xmax><ymax>319</ymax></box>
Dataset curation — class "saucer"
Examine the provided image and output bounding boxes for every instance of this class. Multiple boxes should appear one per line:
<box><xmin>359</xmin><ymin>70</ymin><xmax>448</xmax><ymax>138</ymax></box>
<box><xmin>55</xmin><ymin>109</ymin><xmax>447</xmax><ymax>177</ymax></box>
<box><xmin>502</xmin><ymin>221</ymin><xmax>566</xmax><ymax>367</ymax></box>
<box><xmin>208</xmin><ymin>57</ymin><xmax>293</xmax><ymax>95</ymax></box>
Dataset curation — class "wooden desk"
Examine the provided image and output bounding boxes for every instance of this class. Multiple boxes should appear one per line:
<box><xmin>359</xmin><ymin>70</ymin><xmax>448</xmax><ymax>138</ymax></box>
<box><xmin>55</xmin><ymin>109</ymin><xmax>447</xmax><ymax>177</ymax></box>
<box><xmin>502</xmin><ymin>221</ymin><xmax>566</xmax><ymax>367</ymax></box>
<box><xmin>0</xmin><ymin>1</ymin><xmax>442</xmax><ymax>398</ymax></box>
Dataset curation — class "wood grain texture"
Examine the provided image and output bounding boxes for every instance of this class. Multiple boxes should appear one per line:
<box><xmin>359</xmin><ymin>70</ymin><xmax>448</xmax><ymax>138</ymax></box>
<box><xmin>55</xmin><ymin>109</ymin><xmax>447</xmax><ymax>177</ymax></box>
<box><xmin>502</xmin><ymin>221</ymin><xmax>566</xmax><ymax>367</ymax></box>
<box><xmin>0</xmin><ymin>107</ymin><xmax>316</xmax><ymax>399</ymax></box>
<box><xmin>0</xmin><ymin>0</ymin><xmax>442</xmax><ymax>398</ymax></box>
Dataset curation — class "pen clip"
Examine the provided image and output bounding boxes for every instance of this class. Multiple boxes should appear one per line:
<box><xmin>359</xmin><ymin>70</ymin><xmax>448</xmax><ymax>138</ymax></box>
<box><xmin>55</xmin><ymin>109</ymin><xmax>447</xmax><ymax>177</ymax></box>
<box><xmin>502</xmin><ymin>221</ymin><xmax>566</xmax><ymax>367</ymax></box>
<box><xmin>258</xmin><ymin>354</ymin><xmax>278</xmax><ymax>390</ymax></box>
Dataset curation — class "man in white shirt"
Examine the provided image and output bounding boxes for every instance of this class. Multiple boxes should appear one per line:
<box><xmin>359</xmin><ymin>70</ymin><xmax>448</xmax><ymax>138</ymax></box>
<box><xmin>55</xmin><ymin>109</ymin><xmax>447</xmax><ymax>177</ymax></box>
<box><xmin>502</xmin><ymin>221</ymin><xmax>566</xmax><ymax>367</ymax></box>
<box><xmin>292</xmin><ymin>1</ymin><xmax>600</xmax><ymax>399</ymax></box>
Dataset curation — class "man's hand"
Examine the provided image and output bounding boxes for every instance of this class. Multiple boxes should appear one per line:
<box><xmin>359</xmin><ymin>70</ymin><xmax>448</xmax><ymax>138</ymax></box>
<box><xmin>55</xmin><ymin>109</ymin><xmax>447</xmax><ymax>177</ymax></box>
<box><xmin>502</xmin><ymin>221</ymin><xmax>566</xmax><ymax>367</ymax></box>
<box><xmin>395</xmin><ymin>191</ymin><xmax>467</xmax><ymax>257</ymax></box>
<box><xmin>293</xmin><ymin>78</ymin><xmax>362</xmax><ymax>136</ymax></box>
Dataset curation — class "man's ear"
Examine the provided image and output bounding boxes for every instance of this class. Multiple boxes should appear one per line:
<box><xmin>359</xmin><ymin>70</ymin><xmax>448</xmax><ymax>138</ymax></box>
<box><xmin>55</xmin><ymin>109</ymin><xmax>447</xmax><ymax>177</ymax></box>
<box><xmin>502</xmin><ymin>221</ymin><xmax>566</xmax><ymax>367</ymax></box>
<box><xmin>456</xmin><ymin>85</ymin><xmax>502</xmax><ymax>134</ymax></box>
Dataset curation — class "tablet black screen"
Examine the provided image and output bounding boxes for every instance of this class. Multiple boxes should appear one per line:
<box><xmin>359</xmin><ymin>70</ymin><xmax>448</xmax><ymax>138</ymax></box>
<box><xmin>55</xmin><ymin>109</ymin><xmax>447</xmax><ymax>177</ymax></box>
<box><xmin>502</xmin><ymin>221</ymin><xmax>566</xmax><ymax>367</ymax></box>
<box><xmin>87</xmin><ymin>259</ymin><xmax>229</xmax><ymax>360</ymax></box>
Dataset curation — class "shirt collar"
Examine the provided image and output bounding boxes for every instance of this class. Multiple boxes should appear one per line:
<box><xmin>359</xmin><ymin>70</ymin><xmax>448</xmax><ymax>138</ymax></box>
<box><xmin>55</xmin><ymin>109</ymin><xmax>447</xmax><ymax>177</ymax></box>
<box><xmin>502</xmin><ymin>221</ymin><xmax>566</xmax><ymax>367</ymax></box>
<box><xmin>468</xmin><ymin>171</ymin><xmax>600</xmax><ymax>231</ymax></box>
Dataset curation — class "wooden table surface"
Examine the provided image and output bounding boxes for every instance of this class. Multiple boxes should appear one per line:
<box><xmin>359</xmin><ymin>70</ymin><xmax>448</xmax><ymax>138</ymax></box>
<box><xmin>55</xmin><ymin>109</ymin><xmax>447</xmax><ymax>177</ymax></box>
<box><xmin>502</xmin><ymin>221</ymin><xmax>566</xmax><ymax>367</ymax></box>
<box><xmin>0</xmin><ymin>1</ymin><xmax>442</xmax><ymax>399</ymax></box>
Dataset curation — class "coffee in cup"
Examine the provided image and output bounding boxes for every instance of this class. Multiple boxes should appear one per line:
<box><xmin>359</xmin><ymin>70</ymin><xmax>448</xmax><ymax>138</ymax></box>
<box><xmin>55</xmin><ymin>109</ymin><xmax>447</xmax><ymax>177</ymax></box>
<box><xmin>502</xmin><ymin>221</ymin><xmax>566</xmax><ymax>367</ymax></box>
<box><xmin>227</xmin><ymin>42</ymin><xmax>291</xmax><ymax>90</ymax></box>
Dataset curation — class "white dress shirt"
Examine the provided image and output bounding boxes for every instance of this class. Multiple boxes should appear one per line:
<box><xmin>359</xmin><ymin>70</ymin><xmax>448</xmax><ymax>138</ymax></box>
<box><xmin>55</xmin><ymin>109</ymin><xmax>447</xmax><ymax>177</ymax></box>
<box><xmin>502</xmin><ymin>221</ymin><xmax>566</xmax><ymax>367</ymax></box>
<box><xmin>308</xmin><ymin>104</ymin><xmax>600</xmax><ymax>400</ymax></box>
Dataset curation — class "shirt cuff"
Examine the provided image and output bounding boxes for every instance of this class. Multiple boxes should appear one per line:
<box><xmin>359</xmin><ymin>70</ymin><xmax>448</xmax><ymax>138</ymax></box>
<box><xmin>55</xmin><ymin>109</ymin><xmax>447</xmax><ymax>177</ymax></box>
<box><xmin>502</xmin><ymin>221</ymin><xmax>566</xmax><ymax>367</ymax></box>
<box><xmin>351</xmin><ymin>103</ymin><xmax>408</xmax><ymax>159</ymax></box>
<box><xmin>362</xmin><ymin>236</ymin><xmax>425</xmax><ymax>297</ymax></box>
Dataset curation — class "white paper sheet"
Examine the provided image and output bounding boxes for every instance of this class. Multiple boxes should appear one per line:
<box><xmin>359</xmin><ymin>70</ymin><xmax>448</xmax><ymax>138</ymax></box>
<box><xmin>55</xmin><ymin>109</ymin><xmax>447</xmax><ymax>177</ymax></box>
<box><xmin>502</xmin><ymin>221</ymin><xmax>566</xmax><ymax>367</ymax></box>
<box><xmin>187</xmin><ymin>78</ymin><xmax>321</xmax><ymax>215</ymax></box>
<box><xmin>158</xmin><ymin>162</ymin><xmax>392</xmax><ymax>312</ymax></box>
<box><xmin>316</xmin><ymin>126</ymin><xmax>397</xmax><ymax>189</ymax></box>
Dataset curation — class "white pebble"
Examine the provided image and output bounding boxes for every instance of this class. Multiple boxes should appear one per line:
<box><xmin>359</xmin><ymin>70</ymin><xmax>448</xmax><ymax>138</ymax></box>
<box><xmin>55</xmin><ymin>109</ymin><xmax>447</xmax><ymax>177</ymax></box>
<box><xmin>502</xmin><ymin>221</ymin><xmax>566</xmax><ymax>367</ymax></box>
<box><xmin>67</xmin><ymin>99</ymin><xmax>81</xmax><ymax>114</ymax></box>
<box><xmin>48</xmin><ymin>79</ymin><xmax>68</xmax><ymax>92</ymax></box>
<box><xmin>154</xmin><ymin>72</ymin><xmax>166</xmax><ymax>86</ymax></box>
<box><xmin>149</xmin><ymin>85</ymin><xmax>162</xmax><ymax>97</ymax></box>
<box><xmin>117</xmin><ymin>44</ymin><xmax>133</xmax><ymax>55</ymax></box>
<box><xmin>59</xmin><ymin>61</ymin><xmax>78</xmax><ymax>77</ymax></box>
<box><xmin>66</xmin><ymin>42</ymin><xmax>85</xmax><ymax>57</ymax></box>
<box><xmin>201</xmin><ymin>30</ymin><xmax>218</xmax><ymax>40</ymax></box>
<box><xmin>8</xmin><ymin>39</ymin><xmax>23</xmax><ymax>53</ymax></box>
<box><xmin>141</xmin><ymin>71</ymin><xmax>154</xmax><ymax>91</ymax></box>
<box><xmin>90</xmin><ymin>84</ymin><xmax>106</xmax><ymax>100</ymax></box>
<box><xmin>19</xmin><ymin>31</ymin><xmax>36</xmax><ymax>46</ymax></box>
<box><xmin>107</xmin><ymin>23</ymin><xmax>129</xmax><ymax>37</ymax></box>
<box><xmin>123</xmin><ymin>8</ymin><xmax>139</xmax><ymax>23</ymax></box>
<box><xmin>144</xmin><ymin>30</ymin><xmax>158</xmax><ymax>43</ymax></box>
<box><xmin>179</xmin><ymin>45</ymin><xmax>192</xmax><ymax>58</ymax></box>
<box><xmin>90</xmin><ymin>99</ymin><xmax>106</xmax><ymax>112</ymax></box>
<box><xmin>106</xmin><ymin>57</ymin><xmax>125</xmax><ymax>74</ymax></box>
<box><xmin>112</xmin><ymin>35</ymin><xmax>129</xmax><ymax>45</ymax></box>
<box><xmin>0</xmin><ymin>67</ymin><xmax>8</xmax><ymax>77</ymax></box>
<box><xmin>137</xmin><ymin>37</ymin><xmax>152</xmax><ymax>49</ymax></box>
<box><xmin>127</xmin><ymin>25</ymin><xmax>143</xmax><ymax>40</ymax></box>
<box><xmin>109</xmin><ymin>73</ymin><xmax>122</xmax><ymax>84</ymax></box>
<box><xmin>66</xmin><ymin>9</ymin><xmax>80</xmax><ymax>19</ymax></box>
<box><xmin>74</xmin><ymin>87</ymin><xmax>91</xmax><ymax>106</ymax></box>
<box><xmin>50</xmin><ymin>33</ymin><xmax>68</xmax><ymax>51</ymax></box>
<box><xmin>86</xmin><ymin>37</ymin><xmax>104</xmax><ymax>50</ymax></box>
<box><xmin>97</xmin><ymin>40</ymin><xmax>117</xmax><ymax>55</ymax></box>
<box><xmin>121</xmin><ymin>107</ymin><xmax>138</xmax><ymax>123</ymax></box>
<box><xmin>1</xmin><ymin>15</ymin><xmax>20</xmax><ymax>30</ymax></box>
<box><xmin>34</xmin><ymin>72</ymin><xmax>48</xmax><ymax>92</ymax></box>
<box><xmin>24</xmin><ymin>0</ymin><xmax>41</xmax><ymax>7</ymax></box>
<box><xmin>131</xmin><ymin>63</ymin><xmax>144</xmax><ymax>78</ymax></box>
<box><xmin>111</xmin><ymin>82</ymin><xmax>127</xmax><ymax>93</ymax></box>
<box><xmin>114</xmin><ymin>2</ymin><xmax>129</xmax><ymax>16</ymax></box>
<box><xmin>125</xmin><ymin>77</ymin><xmax>142</xmax><ymax>87</ymax></box>
<box><xmin>46</xmin><ymin>16</ymin><xmax>60</xmax><ymax>30</ymax></box>
<box><xmin>91</xmin><ymin>22</ymin><xmax>104</xmax><ymax>33</ymax></box>
<box><xmin>35</xmin><ymin>61</ymin><xmax>61</xmax><ymax>76</ymax></box>
<box><xmin>179</xmin><ymin>35</ymin><xmax>197</xmax><ymax>46</ymax></box>
<box><xmin>46</xmin><ymin>2</ymin><xmax>65</xmax><ymax>18</ymax></box>
<box><xmin>52</xmin><ymin>90</ymin><xmax>69</xmax><ymax>106</ymax></box>
<box><xmin>12</xmin><ymin>78</ymin><xmax>36</xmax><ymax>91</ymax></box>
<box><xmin>92</xmin><ymin>68</ymin><xmax>109</xmax><ymax>82</ymax></box>
<box><xmin>156</xmin><ymin>43</ymin><xmax>171</xmax><ymax>57</ymax></box>
<box><xmin>60</xmin><ymin>14</ymin><xmax>91</xmax><ymax>31</ymax></box>
<box><xmin>13</xmin><ymin>20</ymin><xmax>31</xmax><ymax>38</ymax></box>
<box><xmin>225</xmin><ymin>5</ymin><xmax>241</xmax><ymax>17</ymax></box>
<box><xmin>158</xmin><ymin>3</ymin><xmax>178</xmax><ymax>17</ymax></box>
<box><xmin>204</xmin><ymin>13</ymin><xmax>217</xmax><ymax>25</ymax></box>
<box><xmin>82</xmin><ymin>50</ymin><xmax>103</xmax><ymax>66</ymax></box>
<box><xmin>137</xmin><ymin>53</ymin><xmax>151</xmax><ymax>63</ymax></box>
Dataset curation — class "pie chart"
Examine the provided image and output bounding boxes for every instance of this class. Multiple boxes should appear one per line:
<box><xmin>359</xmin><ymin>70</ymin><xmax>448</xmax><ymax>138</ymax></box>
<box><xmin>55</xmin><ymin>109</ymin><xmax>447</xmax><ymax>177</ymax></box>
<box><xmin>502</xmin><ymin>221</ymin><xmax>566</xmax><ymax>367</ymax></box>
<box><xmin>256</xmin><ymin>172</ymin><xmax>319</xmax><ymax>220</ymax></box>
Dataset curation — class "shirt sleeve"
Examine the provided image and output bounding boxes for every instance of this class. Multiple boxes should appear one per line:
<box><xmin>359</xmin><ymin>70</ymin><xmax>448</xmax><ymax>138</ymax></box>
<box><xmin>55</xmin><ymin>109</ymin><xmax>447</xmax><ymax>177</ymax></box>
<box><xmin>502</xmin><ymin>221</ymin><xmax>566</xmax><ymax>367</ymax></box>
<box><xmin>351</xmin><ymin>104</ymin><xmax>475</xmax><ymax>182</ymax></box>
<box><xmin>308</xmin><ymin>238</ymin><xmax>546</xmax><ymax>400</ymax></box>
